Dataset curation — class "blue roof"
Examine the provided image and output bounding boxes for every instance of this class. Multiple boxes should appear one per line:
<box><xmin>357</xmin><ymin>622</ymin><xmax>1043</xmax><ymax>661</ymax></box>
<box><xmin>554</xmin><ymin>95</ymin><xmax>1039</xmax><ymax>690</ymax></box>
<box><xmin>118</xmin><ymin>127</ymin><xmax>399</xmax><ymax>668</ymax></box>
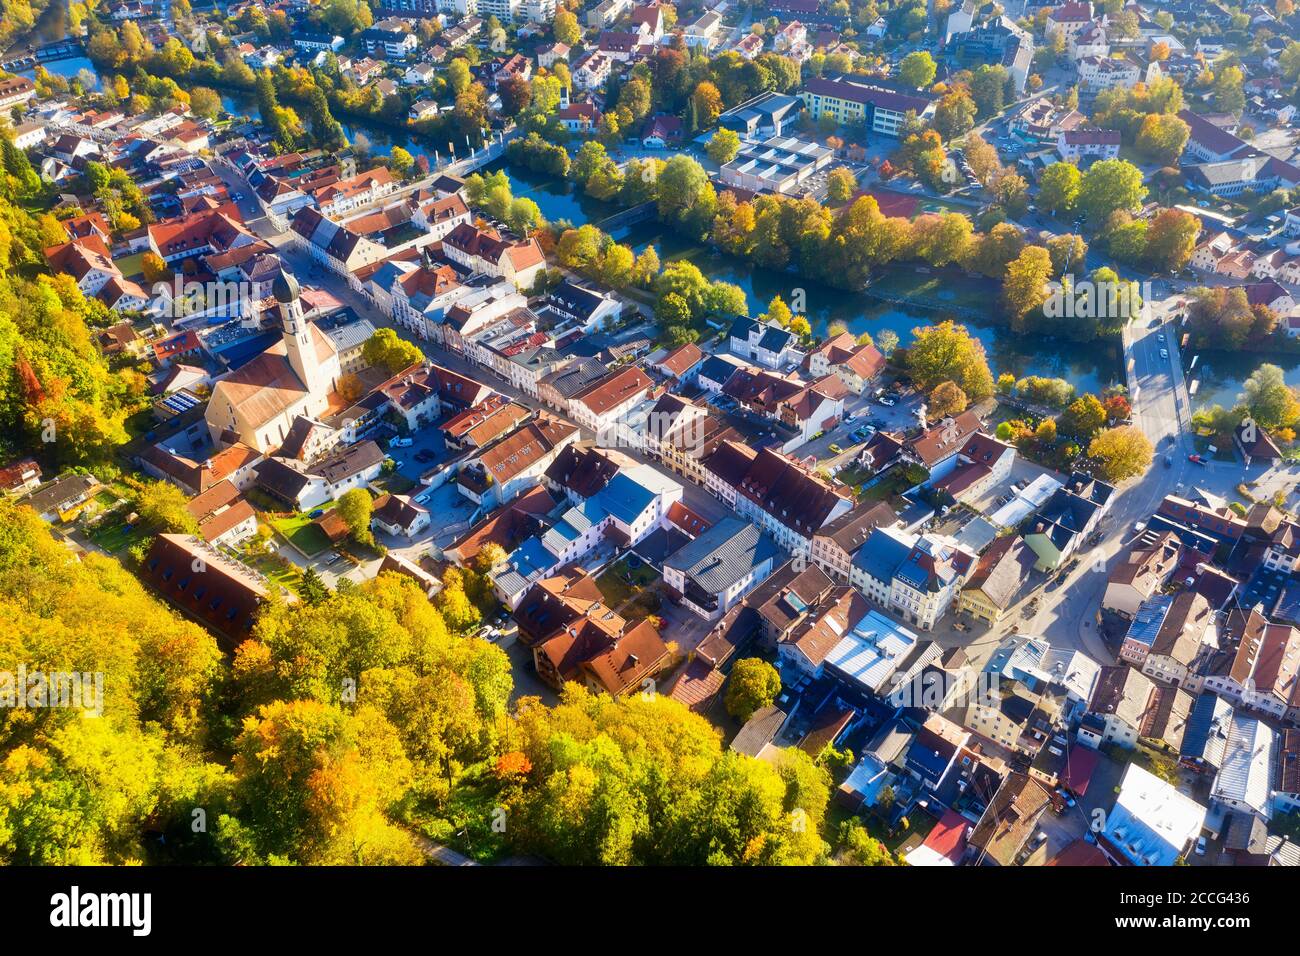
<box><xmin>851</xmin><ymin>527</ymin><xmax>912</xmax><ymax>583</ymax></box>
<box><xmin>595</xmin><ymin>472</ymin><xmax>658</xmax><ymax>526</ymax></box>
<box><xmin>1125</xmin><ymin>595</ymin><xmax>1174</xmax><ymax>648</ymax></box>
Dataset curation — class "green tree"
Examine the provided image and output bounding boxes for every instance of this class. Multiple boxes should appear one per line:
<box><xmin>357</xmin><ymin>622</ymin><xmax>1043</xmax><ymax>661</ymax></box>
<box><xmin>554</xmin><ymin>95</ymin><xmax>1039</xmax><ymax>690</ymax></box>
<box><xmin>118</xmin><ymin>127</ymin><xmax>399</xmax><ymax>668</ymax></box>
<box><xmin>1058</xmin><ymin>394</ymin><xmax>1108</xmax><ymax>440</ymax></box>
<box><xmin>725</xmin><ymin>658</ymin><xmax>782</xmax><ymax>722</ymax></box>
<box><xmin>1038</xmin><ymin>162</ymin><xmax>1081</xmax><ymax>216</ymax></box>
<box><xmin>134</xmin><ymin>480</ymin><xmax>200</xmax><ymax>534</ymax></box>
<box><xmin>335</xmin><ymin>488</ymin><xmax>375</xmax><ymax>548</ymax></box>
<box><xmin>1077</xmin><ymin>159</ymin><xmax>1146</xmax><ymax>224</ymax></box>
<box><xmin>1241</xmin><ymin>364</ymin><xmax>1300</xmax><ymax>431</ymax></box>
<box><xmin>362</xmin><ymin>328</ymin><xmax>424</xmax><ymax>374</ymax></box>
<box><xmin>899</xmin><ymin>50</ymin><xmax>937</xmax><ymax>89</ymax></box>
<box><xmin>827</xmin><ymin>166</ymin><xmax>857</xmax><ymax>202</ymax></box>
<box><xmin>706</xmin><ymin>127</ymin><xmax>741</xmax><ymax>165</ymax></box>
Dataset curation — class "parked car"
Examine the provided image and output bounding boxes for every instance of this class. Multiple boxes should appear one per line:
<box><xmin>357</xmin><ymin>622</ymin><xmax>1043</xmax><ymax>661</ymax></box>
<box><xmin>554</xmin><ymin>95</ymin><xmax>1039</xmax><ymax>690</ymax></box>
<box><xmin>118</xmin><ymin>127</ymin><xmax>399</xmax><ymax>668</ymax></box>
<box><xmin>1164</xmin><ymin>454</ymin><xmax>1173</xmax><ymax>468</ymax></box>
<box><xmin>1160</xmin><ymin>348</ymin><xmax>1169</xmax><ymax>359</ymax></box>
<box><xmin>414</xmin><ymin>449</ymin><xmax>436</xmax><ymax>463</ymax></box>
<box><xmin>828</xmin><ymin>443</ymin><xmax>843</xmax><ymax>455</ymax></box>
<box><xmin>390</xmin><ymin>437</ymin><xmax>413</xmax><ymax>448</ymax></box>
<box><xmin>1195</xmin><ymin>836</ymin><xmax>1207</xmax><ymax>856</ymax></box>
<box><xmin>308</xmin><ymin>509</ymin><xmax>325</xmax><ymax>519</ymax></box>
<box><xmin>1054</xmin><ymin>789</ymin><xmax>1076</xmax><ymax>809</ymax></box>
<box><xmin>1188</xmin><ymin>454</ymin><xmax>1207</xmax><ymax>465</ymax></box>
<box><xmin>878</xmin><ymin>396</ymin><xmax>897</xmax><ymax>406</ymax></box>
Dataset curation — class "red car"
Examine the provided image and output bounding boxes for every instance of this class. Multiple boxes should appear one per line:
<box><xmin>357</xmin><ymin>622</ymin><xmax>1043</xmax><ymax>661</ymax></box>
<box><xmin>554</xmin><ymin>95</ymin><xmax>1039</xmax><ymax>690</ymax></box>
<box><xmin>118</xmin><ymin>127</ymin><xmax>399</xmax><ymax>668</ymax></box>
<box><xmin>1188</xmin><ymin>454</ymin><xmax>1206</xmax><ymax>465</ymax></box>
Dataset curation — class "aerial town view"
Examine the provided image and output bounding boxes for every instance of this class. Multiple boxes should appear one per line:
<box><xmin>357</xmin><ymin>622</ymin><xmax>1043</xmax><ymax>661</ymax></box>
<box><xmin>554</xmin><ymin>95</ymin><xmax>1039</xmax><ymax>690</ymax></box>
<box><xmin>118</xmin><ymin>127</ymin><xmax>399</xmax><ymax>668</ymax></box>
<box><xmin>2</xmin><ymin>0</ymin><xmax>1300</xmax><ymax>900</ymax></box>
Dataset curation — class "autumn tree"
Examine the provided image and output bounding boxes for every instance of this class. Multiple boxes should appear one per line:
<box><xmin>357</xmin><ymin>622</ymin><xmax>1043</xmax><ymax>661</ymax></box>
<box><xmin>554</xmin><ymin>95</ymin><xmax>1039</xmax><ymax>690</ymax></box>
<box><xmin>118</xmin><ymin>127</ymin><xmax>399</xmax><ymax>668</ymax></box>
<box><xmin>362</xmin><ymin>328</ymin><xmax>423</xmax><ymax>374</ymax></box>
<box><xmin>905</xmin><ymin>320</ymin><xmax>995</xmax><ymax>400</ymax></box>
<box><xmin>1088</xmin><ymin>425</ymin><xmax>1153</xmax><ymax>481</ymax></box>
<box><xmin>706</xmin><ymin>127</ymin><xmax>741</xmax><ymax>165</ymax></box>
<box><xmin>929</xmin><ymin>380</ymin><xmax>969</xmax><ymax>418</ymax></box>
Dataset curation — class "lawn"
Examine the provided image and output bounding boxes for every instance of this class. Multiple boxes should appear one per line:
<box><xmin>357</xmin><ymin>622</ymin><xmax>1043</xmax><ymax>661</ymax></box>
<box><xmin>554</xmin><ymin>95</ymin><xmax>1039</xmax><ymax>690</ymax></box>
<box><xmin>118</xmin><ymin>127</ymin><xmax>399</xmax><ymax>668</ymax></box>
<box><xmin>242</xmin><ymin>551</ymin><xmax>305</xmax><ymax>593</ymax></box>
<box><xmin>90</xmin><ymin>516</ymin><xmax>150</xmax><ymax>555</ymax></box>
<box><xmin>595</xmin><ymin>557</ymin><xmax>659</xmax><ymax>609</ymax></box>
<box><xmin>114</xmin><ymin>251</ymin><xmax>149</xmax><ymax>280</ymax></box>
<box><xmin>270</xmin><ymin>513</ymin><xmax>332</xmax><ymax>557</ymax></box>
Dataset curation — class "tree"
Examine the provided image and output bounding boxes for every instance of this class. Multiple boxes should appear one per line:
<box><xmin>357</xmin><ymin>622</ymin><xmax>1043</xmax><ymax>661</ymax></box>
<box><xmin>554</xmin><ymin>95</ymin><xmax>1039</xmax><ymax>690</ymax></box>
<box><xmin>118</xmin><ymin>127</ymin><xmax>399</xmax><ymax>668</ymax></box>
<box><xmin>447</xmin><ymin>58</ymin><xmax>472</xmax><ymax>95</ymax></box>
<box><xmin>134</xmin><ymin>480</ymin><xmax>200</xmax><ymax>534</ymax></box>
<box><xmin>839</xmin><ymin>819</ymin><xmax>897</xmax><ymax>866</ymax></box>
<box><xmin>362</xmin><ymin>328</ymin><xmax>424</xmax><ymax>374</ymax></box>
<box><xmin>928</xmin><ymin>380</ymin><xmax>969</xmax><ymax>418</ymax></box>
<box><xmin>1058</xmin><ymin>394</ymin><xmax>1108</xmax><ymax>440</ymax></box>
<box><xmin>692</xmin><ymin>81</ymin><xmax>723</xmax><ymax>128</ymax></box>
<box><xmin>1002</xmin><ymin>245</ymin><xmax>1053</xmax><ymax>327</ymax></box>
<box><xmin>876</xmin><ymin>329</ymin><xmax>900</xmax><ymax>357</ymax></box>
<box><xmin>1088</xmin><ymin>425</ymin><xmax>1153</xmax><ymax>481</ymax></box>
<box><xmin>827</xmin><ymin>166</ymin><xmax>857</xmax><ymax>202</ymax></box>
<box><xmin>1077</xmin><ymin>159</ymin><xmax>1146</xmax><ymax>224</ymax></box>
<box><xmin>388</xmin><ymin>146</ymin><xmax>415</xmax><ymax>180</ymax></box>
<box><xmin>1213</xmin><ymin>65</ymin><xmax>1245</xmax><ymax>116</ymax></box>
<box><xmin>706</xmin><ymin>127</ymin><xmax>741</xmax><ymax>165</ymax></box>
<box><xmin>899</xmin><ymin>50</ymin><xmax>936</xmax><ymax>89</ymax></box>
<box><xmin>335</xmin><ymin>488</ymin><xmax>375</xmax><ymax>547</ymax></box>
<box><xmin>970</xmin><ymin>64</ymin><xmax>1010</xmax><ymax>118</ymax></box>
<box><xmin>141</xmin><ymin>252</ymin><xmax>172</xmax><ymax>284</ymax></box>
<box><xmin>553</xmin><ymin>8</ymin><xmax>581</xmax><ymax>46</ymax></box>
<box><xmin>762</xmin><ymin>294</ymin><xmax>793</xmax><ymax>327</ymax></box>
<box><xmin>298</xmin><ymin>566</ymin><xmax>331</xmax><ymax>605</ymax></box>
<box><xmin>1038</xmin><ymin>162</ymin><xmax>1081</xmax><ymax>216</ymax></box>
<box><xmin>933</xmin><ymin>89</ymin><xmax>977</xmax><ymax>139</ymax></box>
<box><xmin>507</xmin><ymin>197</ymin><xmax>542</xmax><ymax>237</ymax></box>
<box><xmin>1144</xmin><ymin>208</ymin><xmax>1199</xmax><ymax>273</ymax></box>
<box><xmin>499</xmin><ymin>74</ymin><xmax>532</xmax><ymax>117</ymax></box>
<box><xmin>725</xmin><ymin>658</ymin><xmax>781</xmax><ymax>722</ymax></box>
<box><xmin>189</xmin><ymin>86</ymin><xmax>222</xmax><ymax>120</ymax></box>
<box><xmin>906</xmin><ymin>320</ymin><xmax>994</xmax><ymax>400</ymax></box>
<box><xmin>1241</xmin><ymin>364</ymin><xmax>1300</xmax><ymax>431</ymax></box>
<box><xmin>1135</xmin><ymin>113</ymin><xmax>1189</xmax><ymax>165</ymax></box>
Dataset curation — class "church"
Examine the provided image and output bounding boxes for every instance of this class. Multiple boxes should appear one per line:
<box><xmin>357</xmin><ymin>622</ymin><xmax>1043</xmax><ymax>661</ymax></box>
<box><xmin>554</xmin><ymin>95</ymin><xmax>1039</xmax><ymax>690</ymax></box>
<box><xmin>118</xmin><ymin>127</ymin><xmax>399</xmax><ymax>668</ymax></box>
<box><xmin>205</xmin><ymin>272</ymin><xmax>343</xmax><ymax>453</ymax></box>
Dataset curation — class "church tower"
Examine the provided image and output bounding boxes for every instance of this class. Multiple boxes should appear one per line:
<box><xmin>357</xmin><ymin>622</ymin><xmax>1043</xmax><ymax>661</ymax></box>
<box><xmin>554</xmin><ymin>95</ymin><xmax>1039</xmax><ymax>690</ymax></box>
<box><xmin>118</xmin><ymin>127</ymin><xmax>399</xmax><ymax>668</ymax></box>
<box><xmin>273</xmin><ymin>271</ymin><xmax>325</xmax><ymax>398</ymax></box>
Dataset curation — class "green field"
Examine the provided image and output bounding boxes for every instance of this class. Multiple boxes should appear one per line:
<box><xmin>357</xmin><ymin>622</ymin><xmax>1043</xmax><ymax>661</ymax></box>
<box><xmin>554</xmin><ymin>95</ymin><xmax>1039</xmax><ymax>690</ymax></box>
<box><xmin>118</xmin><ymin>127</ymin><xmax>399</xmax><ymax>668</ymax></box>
<box><xmin>271</xmin><ymin>514</ymin><xmax>332</xmax><ymax>557</ymax></box>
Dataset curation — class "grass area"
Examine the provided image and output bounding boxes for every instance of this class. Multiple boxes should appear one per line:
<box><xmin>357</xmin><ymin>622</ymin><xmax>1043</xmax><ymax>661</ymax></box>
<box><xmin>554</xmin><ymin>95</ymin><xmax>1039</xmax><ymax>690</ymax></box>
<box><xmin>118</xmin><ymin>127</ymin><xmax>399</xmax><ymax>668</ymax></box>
<box><xmin>114</xmin><ymin>251</ymin><xmax>148</xmax><ymax>280</ymax></box>
<box><xmin>241</xmin><ymin>550</ymin><xmax>304</xmax><ymax>592</ymax></box>
<box><xmin>377</xmin><ymin>474</ymin><xmax>417</xmax><ymax>495</ymax></box>
<box><xmin>90</xmin><ymin>516</ymin><xmax>150</xmax><ymax>555</ymax></box>
<box><xmin>270</xmin><ymin>514</ymin><xmax>332</xmax><ymax>558</ymax></box>
<box><xmin>595</xmin><ymin>557</ymin><xmax>659</xmax><ymax>609</ymax></box>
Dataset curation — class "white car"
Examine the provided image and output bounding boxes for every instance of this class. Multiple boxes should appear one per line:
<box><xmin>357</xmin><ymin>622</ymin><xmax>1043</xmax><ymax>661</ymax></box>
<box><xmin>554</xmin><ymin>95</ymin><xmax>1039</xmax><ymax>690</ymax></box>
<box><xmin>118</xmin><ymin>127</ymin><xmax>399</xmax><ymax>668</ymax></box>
<box><xmin>878</xmin><ymin>396</ymin><xmax>897</xmax><ymax>407</ymax></box>
<box><xmin>1195</xmin><ymin>836</ymin><xmax>1207</xmax><ymax>856</ymax></box>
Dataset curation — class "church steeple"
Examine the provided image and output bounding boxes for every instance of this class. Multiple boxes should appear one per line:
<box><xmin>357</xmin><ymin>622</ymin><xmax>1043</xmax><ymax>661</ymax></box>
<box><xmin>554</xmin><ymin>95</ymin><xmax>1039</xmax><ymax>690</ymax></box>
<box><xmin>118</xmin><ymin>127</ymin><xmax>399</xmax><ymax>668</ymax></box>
<box><xmin>274</xmin><ymin>271</ymin><xmax>325</xmax><ymax>396</ymax></box>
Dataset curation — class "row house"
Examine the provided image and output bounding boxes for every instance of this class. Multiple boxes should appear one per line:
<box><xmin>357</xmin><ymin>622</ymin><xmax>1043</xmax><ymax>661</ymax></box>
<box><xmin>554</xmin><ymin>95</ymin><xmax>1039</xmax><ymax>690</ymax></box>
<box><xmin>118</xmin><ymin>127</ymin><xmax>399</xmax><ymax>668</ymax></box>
<box><xmin>440</xmin><ymin>223</ymin><xmax>546</xmax><ymax>290</ymax></box>
<box><xmin>850</xmin><ymin>526</ymin><xmax>976</xmax><ymax>631</ymax></box>
<box><xmin>732</xmin><ymin>447</ymin><xmax>855</xmax><ymax>555</ymax></box>
<box><xmin>1201</xmin><ymin>607</ymin><xmax>1300</xmax><ymax>724</ymax></box>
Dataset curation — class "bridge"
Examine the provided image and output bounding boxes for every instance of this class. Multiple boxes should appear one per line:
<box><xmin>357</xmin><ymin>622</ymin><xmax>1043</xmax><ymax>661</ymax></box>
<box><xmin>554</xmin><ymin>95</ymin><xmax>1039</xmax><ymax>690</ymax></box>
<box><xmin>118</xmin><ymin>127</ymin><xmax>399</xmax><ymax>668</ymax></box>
<box><xmin>1</xmin><ymin>39</ymin><xmax>85</xmax><ymax>73</ymax></box>
<box><xmin>595</xmin><ymin>201</ymin><xmax>656</xmax><ymax>234</ymax></box>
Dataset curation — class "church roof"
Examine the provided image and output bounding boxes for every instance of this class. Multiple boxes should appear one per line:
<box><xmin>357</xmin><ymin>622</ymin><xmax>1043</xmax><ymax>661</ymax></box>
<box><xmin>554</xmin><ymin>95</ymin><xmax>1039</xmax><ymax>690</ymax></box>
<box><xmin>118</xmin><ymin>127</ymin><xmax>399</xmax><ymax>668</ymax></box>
<box><xmin>209</xmin><ymin>325</ymin><xmax>337</xmax><ymax>429</ymax></box>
